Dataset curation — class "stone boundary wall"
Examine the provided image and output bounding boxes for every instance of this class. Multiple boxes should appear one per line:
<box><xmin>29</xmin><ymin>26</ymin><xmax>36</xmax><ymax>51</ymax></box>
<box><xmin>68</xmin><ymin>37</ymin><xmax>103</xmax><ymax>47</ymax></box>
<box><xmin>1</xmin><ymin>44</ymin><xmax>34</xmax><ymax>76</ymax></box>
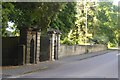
<box><xmin>2</xmin><ymin>36</ymin><xmax>107</xmax><ymax>66</ymax></box>
<box><xmin>58</xmin><ymin>44</ymin><xmax>107</xmax><ymax>58</ymax></box>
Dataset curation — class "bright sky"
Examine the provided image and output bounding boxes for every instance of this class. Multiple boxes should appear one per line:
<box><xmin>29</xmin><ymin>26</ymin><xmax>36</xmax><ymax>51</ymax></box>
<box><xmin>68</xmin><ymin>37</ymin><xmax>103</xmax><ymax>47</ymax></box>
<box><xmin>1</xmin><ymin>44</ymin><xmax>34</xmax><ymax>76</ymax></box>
<box><xmin>6</xmin><ymin>22</ymin><xmax>14</xmax><ymax>32</ymax></box>
<box><xmin>113</xmin><ymin>0</ymin><xmax>120</xmax><ymax>5</ymax></box>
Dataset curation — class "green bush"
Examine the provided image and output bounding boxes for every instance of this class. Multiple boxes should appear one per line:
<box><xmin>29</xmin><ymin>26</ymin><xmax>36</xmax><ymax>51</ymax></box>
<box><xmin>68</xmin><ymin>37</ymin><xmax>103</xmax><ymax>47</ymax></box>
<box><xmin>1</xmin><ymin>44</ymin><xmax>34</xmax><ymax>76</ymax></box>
<box><xmin>61</xmin><ymin>37</ymin><xmax>74</xmax><ymax>45</ymax></box>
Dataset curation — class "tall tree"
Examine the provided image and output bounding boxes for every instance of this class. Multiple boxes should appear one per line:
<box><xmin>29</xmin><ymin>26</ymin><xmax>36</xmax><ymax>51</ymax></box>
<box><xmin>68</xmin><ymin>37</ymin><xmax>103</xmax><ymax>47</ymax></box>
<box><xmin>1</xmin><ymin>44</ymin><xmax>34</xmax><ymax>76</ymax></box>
<box><xmin>95</xmin><ymin>2</ymin><xmax>118</xmax><ymax>46</ymax></box>
<box><xmin>2</xmin><ymin>2</ymin><xmax>64</xmax><ymax>36</ymax></box>
<box><xmin>68</xmin><ymin>1</ymin><xmax>98</xmax><ymax>44</ymax></box>
<box><xmin>50</xmin><ymin>2</ymin><xmax>77</xmax><ymax>41</ymax></box>
<box><xmin>118</xmin><ymin>2</ymin><xmax>120</xmax><ymax>46</ymax></box>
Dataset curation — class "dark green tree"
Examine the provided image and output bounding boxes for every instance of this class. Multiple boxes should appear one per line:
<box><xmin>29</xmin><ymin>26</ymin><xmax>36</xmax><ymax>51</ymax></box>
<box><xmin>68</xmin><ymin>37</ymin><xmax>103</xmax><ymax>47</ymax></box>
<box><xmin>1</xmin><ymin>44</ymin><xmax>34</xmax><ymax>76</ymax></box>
<box><xmin>50</xmin><ymin>2</ymin><xmax>77</xmax><ymax>41</ymax></box>
<box><xmin>2</xmin><ymin>2</ymin><xmax>65</xmax><ymax>36</ymax></box>
<box><xmin>95</xmin><ymin>2</ymin><xmax>118</xmax><ymax>46</ymax></box>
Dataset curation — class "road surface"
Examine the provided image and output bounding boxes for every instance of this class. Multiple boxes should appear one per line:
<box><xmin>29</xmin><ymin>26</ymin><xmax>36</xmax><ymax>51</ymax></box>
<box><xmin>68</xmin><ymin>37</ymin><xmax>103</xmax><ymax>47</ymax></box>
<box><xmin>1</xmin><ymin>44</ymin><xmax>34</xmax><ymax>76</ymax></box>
<box><xmin>19</xmin><ymin>51</ymin><xmax>118</xmax><ymax>78</ymax></box>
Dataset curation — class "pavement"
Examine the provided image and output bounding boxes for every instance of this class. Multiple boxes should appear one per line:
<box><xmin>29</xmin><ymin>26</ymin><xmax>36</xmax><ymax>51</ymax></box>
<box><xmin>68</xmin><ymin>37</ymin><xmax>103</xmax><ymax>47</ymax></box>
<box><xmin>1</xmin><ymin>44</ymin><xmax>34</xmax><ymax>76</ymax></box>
<box><xmin>1</xmin><ymin>50</ymin><xmax>114</xmax><ymax>79</ymax></box>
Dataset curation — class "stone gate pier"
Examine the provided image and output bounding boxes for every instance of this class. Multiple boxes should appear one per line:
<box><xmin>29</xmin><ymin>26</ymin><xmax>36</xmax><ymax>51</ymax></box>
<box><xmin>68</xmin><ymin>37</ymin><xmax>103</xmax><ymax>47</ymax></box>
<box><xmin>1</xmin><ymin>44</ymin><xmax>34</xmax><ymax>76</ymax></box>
<box><xmin>47</xmin><ymin>29</ymin><xmax>61</xmax><ymax>61</ymax></box>
<box><xmin>19</xmin><ymin>27</ymin><xmax>41</xmax><ymax>65</ymax></box>
<box><xmin>19</xmin><ymin>27</ymin><xmax>61</xmax><ymax>64</ymax></box>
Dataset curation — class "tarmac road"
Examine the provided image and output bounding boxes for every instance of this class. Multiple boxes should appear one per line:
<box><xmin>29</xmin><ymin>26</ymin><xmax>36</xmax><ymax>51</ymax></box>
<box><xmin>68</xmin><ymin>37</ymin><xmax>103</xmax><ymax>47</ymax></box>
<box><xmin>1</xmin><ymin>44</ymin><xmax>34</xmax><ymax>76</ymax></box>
<box><xmin>19</xmin><ymin>51</ymin><xmax>118</xmax><ymax>78</ymax></box>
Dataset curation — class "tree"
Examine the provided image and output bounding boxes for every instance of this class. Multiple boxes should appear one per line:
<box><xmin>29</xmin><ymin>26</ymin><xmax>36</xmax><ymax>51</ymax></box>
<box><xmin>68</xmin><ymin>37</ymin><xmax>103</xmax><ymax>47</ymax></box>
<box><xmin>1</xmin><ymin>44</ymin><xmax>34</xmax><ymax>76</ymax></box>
<box><xmin>2</xmin><ymin>2</ymin><xmax>65</xmax><ymax>36</ymax></box>
<box><xmin>95</xmin><ymin>2</ymin><xmax>118</xmax><ymax>46</ymax></box>
<box><xmin>68</xmin><ymin>1</ymin><xmax>98</xmax><ymax>44</ymax></box>
<box><xmin>2</xmin><ymin>2</ymin><xmax>15</xmax><ymax>36</ymax></box>
<box><xmin>66</xmin><ymin>1</ymin><xmax>119</xmax><ymax>46</ymax></box>
<box><xmin>50</xmin><ymin>2</ymin><xmax>77</xmax><ymax>41</ymax></box>
<box><xmin>2</xmin><ymin>2</ymin><xmax>119</xmax><ymax>47</ymax></box>
<box><xmin>118</xmin><ymin>2</ymin><xmax>120</xmax><ymax>46</ymax></box>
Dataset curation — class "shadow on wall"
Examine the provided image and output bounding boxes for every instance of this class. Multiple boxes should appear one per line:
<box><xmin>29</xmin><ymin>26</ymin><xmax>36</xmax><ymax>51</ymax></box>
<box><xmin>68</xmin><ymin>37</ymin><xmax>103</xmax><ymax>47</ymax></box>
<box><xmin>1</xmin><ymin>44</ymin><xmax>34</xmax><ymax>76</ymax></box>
<box><xmin>2</xmin><ymin>37</ymin><xmax>20</xmax><ymax>66</ymax></box>
<box><xmin>2</xmin><ymin>35</ymin><xmax>51</xmax><ymax>66</ymax></box>
<box><xmin>40</xmin><ymin>35</ymin><xmax>50</xmax><ymax>61</ymax></box>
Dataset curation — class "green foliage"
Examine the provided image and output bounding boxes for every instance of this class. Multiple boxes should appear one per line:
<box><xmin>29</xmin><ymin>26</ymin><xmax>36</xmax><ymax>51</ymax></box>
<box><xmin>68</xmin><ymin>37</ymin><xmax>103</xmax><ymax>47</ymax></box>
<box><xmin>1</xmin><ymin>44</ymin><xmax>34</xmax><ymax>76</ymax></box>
<box><xmin>50</xmin><ymin>2</ymin><xmax>77</xmax><ymax>40</ymax></box>
<box><xmin>2</xmin><ymin>2</ymin><xmax>15</xmax><ymax>36</ymax></box>
<box><xmin>66</xmin><ymin>1</ymin><xmax>119</xmax><ymax>46</ymax></box>
<box><xmin>2</xmin><ymin>2</ymin><xmax>64</xmax><ymax>35</ymax></box>
<box><xmin>2</xmin><ymin>2</ymin><xmax>119</xmax><ymax>47</ymax></box>
<box><xmin>15</xmin><ymin>3</ymin><xmax>61</xmax><ymax>30</ymax></box>
<box><xmin>69</xmin><ymin>1</ymin><xmax>97</xmax><ymax>44</ymax></box>
<box><xmin>96</xmin><ymin>2</ymin><xmax>118</xmax><ymax>46</ymax></box>
<box><xmin>61</xmin><ymin>37</ymin><xmax>74</xmax><ymax>45</ymax></box>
